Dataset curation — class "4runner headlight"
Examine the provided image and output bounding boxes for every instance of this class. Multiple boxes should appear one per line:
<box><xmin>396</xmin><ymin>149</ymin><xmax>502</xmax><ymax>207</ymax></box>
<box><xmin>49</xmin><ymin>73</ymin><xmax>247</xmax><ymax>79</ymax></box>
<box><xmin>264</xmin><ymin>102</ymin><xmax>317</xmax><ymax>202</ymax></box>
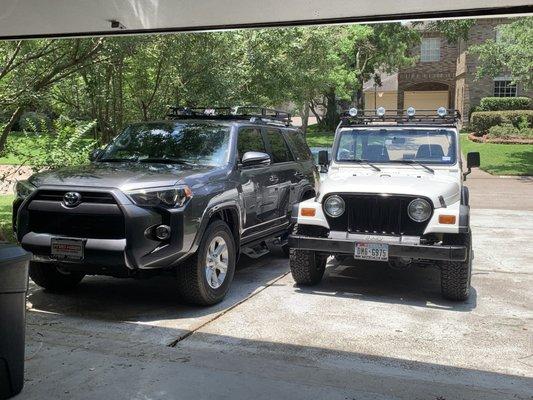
<box><xmin>15</xmin><ymin>180</ymin><xmax>36</xmax><ymax>199</ymax></box>
<box><xmin>408</xmin><ymin>198</ymin><xmax>431</xmax><ymax>222</ymax></box>
<box><xmin>324</xmin><ymin>195</ymin><xmax>345</xmax><ymax>218</ymax></box>
<box><xmin>126</xmin><ymin>185</ymin><xmax>192</xmax><ymax>208</ymax></box>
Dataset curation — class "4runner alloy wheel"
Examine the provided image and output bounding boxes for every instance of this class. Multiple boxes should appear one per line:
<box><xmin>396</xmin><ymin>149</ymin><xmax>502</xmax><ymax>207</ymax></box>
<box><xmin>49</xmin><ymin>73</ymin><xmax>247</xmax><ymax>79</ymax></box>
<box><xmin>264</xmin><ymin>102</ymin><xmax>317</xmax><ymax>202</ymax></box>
<box><xmin>29</xmin><ymin>262</ymin><xmax>85</xmax><ymax>292</ymax></box>
<box><xmin>440</xmin><ymin>233</ymin><xmax>473</xmax><ymax>301</ymax></box>
<box><xmin>177</xmin><ymin>220</ymin><xmax>236</xmax><ymax>306</ymax></box>
<box><xmin>289</xmin><ymin>249</ymin><xmax>327</xmax><ymax>286</ymax></box>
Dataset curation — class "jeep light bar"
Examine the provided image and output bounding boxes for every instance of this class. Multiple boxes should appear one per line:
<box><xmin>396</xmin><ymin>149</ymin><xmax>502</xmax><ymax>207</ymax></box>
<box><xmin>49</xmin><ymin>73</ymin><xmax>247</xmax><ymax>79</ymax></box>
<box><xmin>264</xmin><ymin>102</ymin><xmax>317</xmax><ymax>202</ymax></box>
<box><xmin>340</xmin><ymin>108</ymin><xmax>461</xmax><ymax>126</ymax></box>
<box><xmin>166</xmin><ymin>106</ymin><xmax>292</xmax><ymax>126</ymax></box>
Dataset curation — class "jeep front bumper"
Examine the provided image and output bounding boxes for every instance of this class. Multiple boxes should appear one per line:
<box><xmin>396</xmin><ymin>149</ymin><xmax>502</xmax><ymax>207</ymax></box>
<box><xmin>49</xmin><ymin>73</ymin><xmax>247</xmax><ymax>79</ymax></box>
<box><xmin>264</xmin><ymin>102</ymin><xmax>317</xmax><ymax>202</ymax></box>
<box><xmin>288</xmin><ymin>235</ymin><xmax>467</xmax><ymax>262</ymax></box>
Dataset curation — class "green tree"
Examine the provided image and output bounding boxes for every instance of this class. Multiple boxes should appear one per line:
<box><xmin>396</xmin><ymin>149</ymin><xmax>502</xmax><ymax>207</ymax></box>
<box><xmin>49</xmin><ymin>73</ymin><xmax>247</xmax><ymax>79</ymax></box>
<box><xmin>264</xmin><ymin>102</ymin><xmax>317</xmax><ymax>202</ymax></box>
<box><xmin>470</xmin><ymin>17</ymin><xmax>533</xmax><ymax>89</ymax></box>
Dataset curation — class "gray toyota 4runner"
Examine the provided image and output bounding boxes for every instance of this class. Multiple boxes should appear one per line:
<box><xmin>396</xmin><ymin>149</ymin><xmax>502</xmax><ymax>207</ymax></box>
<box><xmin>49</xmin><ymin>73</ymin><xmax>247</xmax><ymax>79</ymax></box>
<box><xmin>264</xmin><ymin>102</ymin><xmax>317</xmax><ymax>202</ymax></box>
<box><xmin>13</xmin><ymin>107</ymin><xmax>318</xmax><ymax>305</ymax></box>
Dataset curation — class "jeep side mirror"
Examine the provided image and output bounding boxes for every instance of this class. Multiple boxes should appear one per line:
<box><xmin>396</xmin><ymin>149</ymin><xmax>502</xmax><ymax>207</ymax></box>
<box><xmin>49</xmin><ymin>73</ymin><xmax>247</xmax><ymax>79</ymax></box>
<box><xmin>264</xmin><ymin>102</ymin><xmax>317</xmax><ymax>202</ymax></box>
<box><xmin>463</xmin><ymin>151</ymin><xmax>480</xmax><ymax>180</ymax></box>
<box><xmin>241</xmin><ymin>151</ymin><xmax>271</xmax><ymax>167</ymax></box>
<box><xmin>89</xmin><ymin>148</ymin><xmax>103</xmax><ymax>162</ymax></box>
<box><xmin>318</xmin><ymin>150</ymin><xmax>329</xmax><ymax>166</ymax></box>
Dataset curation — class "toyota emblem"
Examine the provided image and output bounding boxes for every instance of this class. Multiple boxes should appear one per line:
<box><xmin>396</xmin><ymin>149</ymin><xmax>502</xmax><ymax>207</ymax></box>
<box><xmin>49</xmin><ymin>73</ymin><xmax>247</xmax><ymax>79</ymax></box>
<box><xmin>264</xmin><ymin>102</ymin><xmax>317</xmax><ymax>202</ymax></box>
<box><xmin>63</xmin><ymin>192</ymin><xmax>82</xmax><ymax>207</ymax></box>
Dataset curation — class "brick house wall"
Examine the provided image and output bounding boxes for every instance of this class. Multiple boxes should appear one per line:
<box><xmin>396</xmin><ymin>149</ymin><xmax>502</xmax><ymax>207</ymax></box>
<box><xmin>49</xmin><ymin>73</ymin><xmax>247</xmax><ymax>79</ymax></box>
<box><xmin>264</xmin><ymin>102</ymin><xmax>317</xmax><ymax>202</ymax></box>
<box><xmin>397</xmin><ymin>32</ymin><xmax>458</xmax><ymax>110</ymax></box>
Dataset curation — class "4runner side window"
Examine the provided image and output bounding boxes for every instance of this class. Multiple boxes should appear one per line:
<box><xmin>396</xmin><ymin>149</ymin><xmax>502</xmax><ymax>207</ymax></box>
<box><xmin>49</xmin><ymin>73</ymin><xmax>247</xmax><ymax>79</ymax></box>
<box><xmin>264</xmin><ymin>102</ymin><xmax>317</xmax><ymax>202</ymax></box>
<box><xmin>238</xmin><ymin>128</ymin><xmax>267</xmax><ymax>160</ymax></box>
<box><xmin>267</xmin><ymin>128</ymin><xmax>293</xmax><ymax>163</ymax></box>
<box><xmin>284</xmin><ymin>131</ymin><xmax>312</xmax><ymax>161</ymax></box>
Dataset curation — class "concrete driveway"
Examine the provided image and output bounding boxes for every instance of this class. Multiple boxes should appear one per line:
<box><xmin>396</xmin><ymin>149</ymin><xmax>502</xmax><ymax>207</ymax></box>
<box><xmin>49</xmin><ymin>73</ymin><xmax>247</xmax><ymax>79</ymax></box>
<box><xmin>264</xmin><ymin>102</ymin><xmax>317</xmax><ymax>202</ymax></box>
<box><xmin>18</xmin><ymin>179</ymin><xmax>533</xmax><ymax>399</ymax></box>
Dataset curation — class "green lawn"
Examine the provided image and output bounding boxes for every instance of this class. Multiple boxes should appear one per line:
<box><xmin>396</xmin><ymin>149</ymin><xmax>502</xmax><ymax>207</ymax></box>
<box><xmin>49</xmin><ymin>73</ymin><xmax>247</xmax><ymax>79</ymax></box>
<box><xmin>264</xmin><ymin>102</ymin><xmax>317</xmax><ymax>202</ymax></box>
<box><xmin>305</xmin><ymin>125</ymin><xmax>335</xmax><ymax>147</ymax></box>
<box><xmin>0</xmin><ymin>132</ymin><xmax>47</xmax><ymax>165</ymax></box>
<box><xmin>0</xmin><ymin>195</ymin><xmax>14</xmax><ymax>242</ymax></box>
<box><xmin>460</xmin><ymin>134</ymin><xmax>533</xmax><ymax>176</ymax></box>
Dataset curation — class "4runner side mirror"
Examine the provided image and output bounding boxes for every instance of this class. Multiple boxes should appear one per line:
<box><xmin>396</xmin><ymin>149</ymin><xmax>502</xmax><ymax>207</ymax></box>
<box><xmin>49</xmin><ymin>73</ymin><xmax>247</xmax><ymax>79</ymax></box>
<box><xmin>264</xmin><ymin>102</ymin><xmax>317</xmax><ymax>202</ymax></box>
<box><xmin>463</xmin><ymin>151</ymin><xmax>480</xmax><ymax>180</ymax></box>
<box><xmin>89</xmin><ymin>148</ymin><xmax>103</xmax><ymax>162</ymax></box>
<box><xmin>241</xmin><ymin>151</ymin><xmax>271</xmax><ymax>167</ymax></box>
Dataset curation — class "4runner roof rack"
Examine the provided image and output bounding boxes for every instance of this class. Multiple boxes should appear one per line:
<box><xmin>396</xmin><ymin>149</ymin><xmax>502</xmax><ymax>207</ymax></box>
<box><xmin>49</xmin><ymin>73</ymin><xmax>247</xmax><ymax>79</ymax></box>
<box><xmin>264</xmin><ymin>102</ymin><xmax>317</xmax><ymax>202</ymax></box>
<box><xmin>339</xmin><ymin>107</ymin><xmax>461</xmax><ymax>127</ymax></box>
<box><xmin>166</xmin><ymin>106</ymin><xmax>292</xmax><ymax>126</ymax></box>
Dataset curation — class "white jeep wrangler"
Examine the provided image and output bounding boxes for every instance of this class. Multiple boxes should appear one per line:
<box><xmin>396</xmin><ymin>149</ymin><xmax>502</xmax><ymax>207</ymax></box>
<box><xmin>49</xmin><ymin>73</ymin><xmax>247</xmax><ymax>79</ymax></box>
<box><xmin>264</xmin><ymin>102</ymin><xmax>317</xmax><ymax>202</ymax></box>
<box><xmin>289</xmin><ymin>107</ymin><xmax>480</xmax><ymax>301</ymax></box>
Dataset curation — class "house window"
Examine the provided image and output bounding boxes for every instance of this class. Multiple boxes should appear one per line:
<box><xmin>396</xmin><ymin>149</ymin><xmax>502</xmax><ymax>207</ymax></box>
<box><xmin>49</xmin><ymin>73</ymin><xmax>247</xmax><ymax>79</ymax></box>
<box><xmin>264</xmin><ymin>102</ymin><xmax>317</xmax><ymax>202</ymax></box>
<box><xmin>493</xmin><ymin>79</ymin><xmax>517</xmax><ymax>97</ymax></box>
<box><xmin>421</xmin><ymin>37</ymin><xmax>440</xmax><ymax>62</ymax></box>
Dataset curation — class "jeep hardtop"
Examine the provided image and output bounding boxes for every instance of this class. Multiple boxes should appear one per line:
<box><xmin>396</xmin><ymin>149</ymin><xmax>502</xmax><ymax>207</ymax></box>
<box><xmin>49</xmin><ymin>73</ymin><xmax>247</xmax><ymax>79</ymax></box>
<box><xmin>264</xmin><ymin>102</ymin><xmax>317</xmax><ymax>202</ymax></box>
<box><xmin>288</xmin><ymin>107</ymin><xmax>480</xmax><ymax>301</ymax></box>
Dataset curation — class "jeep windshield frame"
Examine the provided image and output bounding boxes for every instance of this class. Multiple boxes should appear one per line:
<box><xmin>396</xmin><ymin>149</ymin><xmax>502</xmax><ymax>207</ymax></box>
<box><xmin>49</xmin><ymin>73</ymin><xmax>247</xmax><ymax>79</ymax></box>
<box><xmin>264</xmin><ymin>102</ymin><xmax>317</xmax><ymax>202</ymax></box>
<box><xmin>100</xmin><ymin>121</ymin><xmax>232</xmax><ymax>167</ymax></box>
<box><xmin>333</xmin><ymin>127</ymin><xmax>458</xmax><ymax>166</ymax></box>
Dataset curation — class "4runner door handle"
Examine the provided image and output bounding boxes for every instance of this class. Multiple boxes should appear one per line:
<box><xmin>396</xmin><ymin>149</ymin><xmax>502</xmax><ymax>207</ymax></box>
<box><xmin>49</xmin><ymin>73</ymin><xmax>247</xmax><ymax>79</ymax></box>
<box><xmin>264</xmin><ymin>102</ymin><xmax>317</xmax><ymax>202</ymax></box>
<box><xmin>269</xmin><ymin>175</ymin><xmax>279</xmax><ymax>183</ymax></box>
<box><xmin>294</xmin><ymin>171</ymin><xmax>304</xmax><ymax>178</ymax></box>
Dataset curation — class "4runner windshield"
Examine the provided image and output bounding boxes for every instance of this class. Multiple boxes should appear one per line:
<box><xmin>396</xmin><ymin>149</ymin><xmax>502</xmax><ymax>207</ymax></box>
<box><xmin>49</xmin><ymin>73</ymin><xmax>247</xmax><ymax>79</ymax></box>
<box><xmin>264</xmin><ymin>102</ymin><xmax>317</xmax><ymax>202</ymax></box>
<box><xmin>335</xmin><ymin>128</ymin><xmax>457</xmax><ymax>165</ymax></box>
<box><xmin>100</xmin><ymin>122</ymin><xmax>231</xmax><ymax>166</ymax></box>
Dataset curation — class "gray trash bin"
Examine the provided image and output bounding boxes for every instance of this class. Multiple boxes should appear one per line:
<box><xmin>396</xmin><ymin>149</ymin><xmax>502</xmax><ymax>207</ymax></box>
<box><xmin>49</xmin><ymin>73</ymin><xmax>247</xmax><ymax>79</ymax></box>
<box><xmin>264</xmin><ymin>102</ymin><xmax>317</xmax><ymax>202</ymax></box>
<box><xmin>0</xmin><ymin>244</ymin><xmax>31</xmax><ymax>399</ymax></box>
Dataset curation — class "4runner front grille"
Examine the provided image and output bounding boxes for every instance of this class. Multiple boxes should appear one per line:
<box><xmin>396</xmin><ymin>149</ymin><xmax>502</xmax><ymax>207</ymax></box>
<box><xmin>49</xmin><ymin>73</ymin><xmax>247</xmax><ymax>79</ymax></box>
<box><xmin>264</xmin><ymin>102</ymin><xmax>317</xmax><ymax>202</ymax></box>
<box><xmin>33</xmin><ymin>190</ymin><xmax>116</xmax><ymax>204</ymax></box>
<box><xmin>324</xmin><ymin>194</ymin><xmax>431</xmax><ymax>236</ymax></box>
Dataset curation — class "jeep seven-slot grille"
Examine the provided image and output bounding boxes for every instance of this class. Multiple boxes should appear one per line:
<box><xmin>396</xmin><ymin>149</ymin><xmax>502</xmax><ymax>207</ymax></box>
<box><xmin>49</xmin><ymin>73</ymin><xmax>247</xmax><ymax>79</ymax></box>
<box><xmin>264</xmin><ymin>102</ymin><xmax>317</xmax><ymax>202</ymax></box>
<box><xmin>28</xmin><ymin>190</ymin><xmax>124</xmax><ymax>239</ymax></box>
<box><xmin>324</xmin><ymin>194</ymin><xmax>431</xmax><ymax>236</ymax></box>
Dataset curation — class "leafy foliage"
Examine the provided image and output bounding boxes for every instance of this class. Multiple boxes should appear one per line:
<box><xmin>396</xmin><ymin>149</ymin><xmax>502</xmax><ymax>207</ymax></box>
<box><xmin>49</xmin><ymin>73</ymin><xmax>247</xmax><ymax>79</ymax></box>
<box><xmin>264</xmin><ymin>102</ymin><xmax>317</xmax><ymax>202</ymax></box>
<box><xmin>478</xmin><ymin>97</ymin><xmax>532</xmax><ymax>111</ymax></box>
<box><xmin>470</xmin><ymin>110</ymin><xmax>533</xmax><ymax>136</ymax></box>
<box><xmin>470</xmin><ymin>17</ymin><xmax>533</xmax><ymax>89</ymax></box>
<box><xmin>488</xmin><ymin>123</ymin><xmax>533</xmax><ymax>139</ymax></box>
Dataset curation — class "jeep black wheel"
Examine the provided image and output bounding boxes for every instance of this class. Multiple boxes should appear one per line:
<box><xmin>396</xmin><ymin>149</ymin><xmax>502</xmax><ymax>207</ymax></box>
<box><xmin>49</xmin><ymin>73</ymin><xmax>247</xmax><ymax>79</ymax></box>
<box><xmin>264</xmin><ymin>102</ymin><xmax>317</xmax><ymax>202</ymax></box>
<box><xmin>440</xmin><ymin>233</ymin><xmax>472</xmax><ymax>301</ymax></box>
<box><xmin>29</xmin><ymin>262</ymin><xmax>85</xmax><ymax>292</ymax></box>
<box><xmin>289</xmin><ymin>249</ymin><xmax>327</xmax><ymax>286</ymax></box>
<box><xmin>177</xmin><ymin>220</ymin><xmax>236</xmax><ymax>306</ymax></box>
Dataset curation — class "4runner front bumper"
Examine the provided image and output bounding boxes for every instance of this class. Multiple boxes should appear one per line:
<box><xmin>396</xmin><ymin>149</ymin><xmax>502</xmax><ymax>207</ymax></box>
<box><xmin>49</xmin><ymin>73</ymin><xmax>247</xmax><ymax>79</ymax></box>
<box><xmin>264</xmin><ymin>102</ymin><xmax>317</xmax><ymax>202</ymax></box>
<box><xmin>288</xmin><ymin>235</ymin><xmax>467</xmax><ymax>262</ymax></box>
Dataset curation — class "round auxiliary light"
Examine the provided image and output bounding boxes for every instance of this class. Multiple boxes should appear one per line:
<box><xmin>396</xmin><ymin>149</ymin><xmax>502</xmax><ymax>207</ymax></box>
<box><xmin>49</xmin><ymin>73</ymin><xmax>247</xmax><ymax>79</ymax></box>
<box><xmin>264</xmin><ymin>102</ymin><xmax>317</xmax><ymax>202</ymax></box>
<box><xmin>324</xmin><ymin>195</ymin><xmax>345</xmax><ymax>218</ymax></box>
<box><xmin>408</xmin><ymin>198</ymin><xmax>432</xmax><ymax>223</ymax></box>
<box><xmin>406</xmin><ymin>107</ymin><xmax>416</xmax><ymax>117</ymax></box>
<box><xmin>348</xmin><ymin>107</ymin><xmax>358</xmax><ymax>117</ymax></box>
<box><xmin>437</xmin><ymin>107</ymin><xmax>448</xmax><ymax>118</ymax></box>
<box><xmin>376</xmin><ymin>107</ymin><xmax>386</xmax><ymax>117</ymax></box>
<box><xmin>155</xmin><ymin>225</ymin><xmax>171</xmax><ymax>240</ymax></box>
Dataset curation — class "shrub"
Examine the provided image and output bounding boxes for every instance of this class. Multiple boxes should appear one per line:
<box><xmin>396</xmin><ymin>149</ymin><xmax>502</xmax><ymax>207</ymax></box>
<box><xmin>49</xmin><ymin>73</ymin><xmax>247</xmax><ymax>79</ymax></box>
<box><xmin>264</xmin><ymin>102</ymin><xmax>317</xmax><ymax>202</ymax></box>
<box><xmin>479</xmin><ymin>97</ymin><xmax>532</xmax><ymax>111</ymax></box>
<box><xmin>488</xmin><ymin>124</ymin><xmax>533</xmax><ymax>139</ymax></box>
<box><xmin>470</xmin><ymin>110</ymin><xmax>533</xmax><ymax>136</ymax></box>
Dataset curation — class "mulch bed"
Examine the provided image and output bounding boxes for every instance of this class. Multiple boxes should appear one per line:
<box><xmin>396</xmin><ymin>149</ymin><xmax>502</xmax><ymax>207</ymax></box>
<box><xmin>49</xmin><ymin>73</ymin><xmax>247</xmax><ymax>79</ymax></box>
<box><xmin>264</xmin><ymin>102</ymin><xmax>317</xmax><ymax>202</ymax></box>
<box><xmin>468</xmin><ymin>133</ymin><xmax>533</xmax><ymax>145</ymax></box>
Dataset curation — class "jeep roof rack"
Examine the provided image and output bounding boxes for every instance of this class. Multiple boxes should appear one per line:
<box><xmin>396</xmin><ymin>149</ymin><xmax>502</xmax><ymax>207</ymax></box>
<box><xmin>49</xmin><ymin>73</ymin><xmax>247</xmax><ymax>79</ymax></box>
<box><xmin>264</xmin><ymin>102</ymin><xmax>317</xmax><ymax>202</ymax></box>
<box><xmin>166</xmin><ymin>106</ymin><xmax>292</xmax><ymax>126</ymax></box>
<box><xmin>339</xmin><ymin>108</ymin><xmax>461</xmax><ymax>127</ymax></box>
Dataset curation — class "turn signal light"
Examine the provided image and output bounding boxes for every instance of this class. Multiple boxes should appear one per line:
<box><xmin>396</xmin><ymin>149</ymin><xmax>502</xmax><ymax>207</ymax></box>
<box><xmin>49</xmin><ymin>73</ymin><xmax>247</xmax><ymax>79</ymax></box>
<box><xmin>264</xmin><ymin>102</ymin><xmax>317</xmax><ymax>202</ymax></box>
<box><xmin>301</xmin><ymin>208</ymin><xmax>316</xmax><ymax>217</ymax></box>
<box><xmin>439</xmin><ymin>215</ymin><xmax>456</xmax><ymax>225</ymax></box>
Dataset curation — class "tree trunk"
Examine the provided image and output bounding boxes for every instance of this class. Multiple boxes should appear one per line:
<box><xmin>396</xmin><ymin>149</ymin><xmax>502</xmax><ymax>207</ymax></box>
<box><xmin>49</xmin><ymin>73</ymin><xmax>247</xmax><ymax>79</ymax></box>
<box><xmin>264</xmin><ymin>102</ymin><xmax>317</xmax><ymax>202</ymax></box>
<box><xmin>300</xmin><ymin>101</ymin><xmax>310</xmax><ymax>136</ymax></box>
<box><xmin>0</xmin><ymin>106</ymin><xmax>24</xmax><ymax>153</ymax></box>
<box><xmin>324</xmin><ymin>88</ymin><xmax>338</xmax><ymax>132</ymax></box>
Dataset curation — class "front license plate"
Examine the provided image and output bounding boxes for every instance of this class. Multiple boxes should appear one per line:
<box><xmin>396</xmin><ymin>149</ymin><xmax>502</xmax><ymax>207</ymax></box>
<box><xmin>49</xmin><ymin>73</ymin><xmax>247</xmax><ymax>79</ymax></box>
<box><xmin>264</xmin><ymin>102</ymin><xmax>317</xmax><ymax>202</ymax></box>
<box><xmin>354</xmin><ymin>242</ymin><xmax>389</xmax><ymax>261</ymax></box>
<box><xmin>51</xmin><ymin>238</ymin><xmax>85</xmax><ymax>261</ymax></box>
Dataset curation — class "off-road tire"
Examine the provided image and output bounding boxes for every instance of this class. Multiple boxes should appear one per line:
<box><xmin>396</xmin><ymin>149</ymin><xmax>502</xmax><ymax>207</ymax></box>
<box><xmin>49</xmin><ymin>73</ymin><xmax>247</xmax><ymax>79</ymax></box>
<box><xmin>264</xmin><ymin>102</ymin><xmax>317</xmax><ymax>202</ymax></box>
<box><xmin>440</xmin><ymin>233</ymin><xmax>472</xmax><ymax>301</ymax></box>
<box><xmin>176</xmin><ymin>220</ymin><xmax>236</xmax><ymax>306</ymax></box>
<box><xmin>289</xmin><ymin>249</ymin><xmax>327</xmax><ymax>286</ymax></box>
<box><xmin>29</xmin><ymin>262</ymin><xmax>85</xmax><ymax>292</ymax></box>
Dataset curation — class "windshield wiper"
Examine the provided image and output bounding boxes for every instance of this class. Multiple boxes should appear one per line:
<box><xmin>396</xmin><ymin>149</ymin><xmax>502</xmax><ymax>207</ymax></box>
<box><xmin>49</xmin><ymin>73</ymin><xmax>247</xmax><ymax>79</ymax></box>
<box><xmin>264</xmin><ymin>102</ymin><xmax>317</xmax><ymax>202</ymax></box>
<box><xmin>351</xmin><ymin>159</ymin><xmax>381</xmax><ymax>172</ymax></box>
<box><xmin>391</xmin><ymin>160</ymin><xmax>434</xmax><ymax>174</ymax></box>
<box><xmin>139</xmin><ymin>157</ymin><xmax>196</xmax><ymax>166</ymax></box>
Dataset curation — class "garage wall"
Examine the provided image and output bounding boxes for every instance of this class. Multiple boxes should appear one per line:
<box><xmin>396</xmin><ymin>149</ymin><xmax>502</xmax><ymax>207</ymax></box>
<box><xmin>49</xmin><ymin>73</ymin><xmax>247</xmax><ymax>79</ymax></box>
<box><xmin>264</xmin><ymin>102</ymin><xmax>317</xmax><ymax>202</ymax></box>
<box><xmin>404</xmin><ymin>91</ymin><xmax>449</xmax><ymax>111</ymax></box>
<box><xmin>364</xmin><ymin>92</ymin><xmax>398</xmax><ymax>111</ymax></box>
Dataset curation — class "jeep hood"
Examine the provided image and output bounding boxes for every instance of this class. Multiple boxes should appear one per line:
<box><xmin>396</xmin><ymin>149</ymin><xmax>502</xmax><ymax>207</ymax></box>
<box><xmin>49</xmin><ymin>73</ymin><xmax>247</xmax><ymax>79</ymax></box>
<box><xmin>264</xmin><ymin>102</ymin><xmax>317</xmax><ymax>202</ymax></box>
<box><xmin>28</xmin><ymin>162</ymin><xmax>217</xmax><ymax>191</ymax></box>
<box><xmin>319</xmin><ymin>172</ymin><xmax>460</xmax><ymax>207</ymax></box>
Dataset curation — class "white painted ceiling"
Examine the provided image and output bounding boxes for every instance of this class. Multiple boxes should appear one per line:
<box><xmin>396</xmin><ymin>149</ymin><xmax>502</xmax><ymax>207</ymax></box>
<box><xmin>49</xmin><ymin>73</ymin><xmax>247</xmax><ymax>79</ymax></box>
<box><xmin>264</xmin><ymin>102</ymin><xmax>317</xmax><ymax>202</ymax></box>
<box><xmin>0</xmin><ymin>0</ymin><xmax>530</xmax><ymax>39</ymax></box>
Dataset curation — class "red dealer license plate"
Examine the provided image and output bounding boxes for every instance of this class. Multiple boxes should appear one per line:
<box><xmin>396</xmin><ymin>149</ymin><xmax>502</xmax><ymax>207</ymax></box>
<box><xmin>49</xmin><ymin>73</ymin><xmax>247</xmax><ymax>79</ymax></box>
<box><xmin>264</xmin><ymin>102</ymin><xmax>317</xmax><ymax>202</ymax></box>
<box><xmin>51</xmin><ymin>238</ymin><xmax>85</xmax><ymax>261</ymax></box>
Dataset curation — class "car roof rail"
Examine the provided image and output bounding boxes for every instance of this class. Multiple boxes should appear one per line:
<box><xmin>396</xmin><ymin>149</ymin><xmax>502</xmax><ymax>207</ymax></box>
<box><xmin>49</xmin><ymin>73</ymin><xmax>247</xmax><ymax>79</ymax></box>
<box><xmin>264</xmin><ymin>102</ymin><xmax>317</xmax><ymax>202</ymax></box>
<box><xmin>166</xmin><ymin>106</ymin><xmax>292</xmax><ymax>126</ymax></box>
<box><xmin>339</xmin><ymin>108</ymin><xmax>461</xmax><ymax>127</ymax></box>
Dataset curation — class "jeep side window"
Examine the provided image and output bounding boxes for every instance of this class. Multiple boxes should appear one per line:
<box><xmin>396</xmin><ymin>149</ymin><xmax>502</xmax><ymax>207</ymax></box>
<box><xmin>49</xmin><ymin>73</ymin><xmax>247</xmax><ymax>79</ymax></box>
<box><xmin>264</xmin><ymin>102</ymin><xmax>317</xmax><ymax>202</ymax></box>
<box><xmin>284</xmin><ymin>131</ymin><xmax>312</xmax><ymax>161</ymax></box>
<box><xmin>237</xmin><ymin>127</ymin><xmax>267</xmax><ymax>161</ymax></box>
<box><xmin>266</xmin><ymin>128</ymin><xmax>293</xmax><ymax>163</ymax></box>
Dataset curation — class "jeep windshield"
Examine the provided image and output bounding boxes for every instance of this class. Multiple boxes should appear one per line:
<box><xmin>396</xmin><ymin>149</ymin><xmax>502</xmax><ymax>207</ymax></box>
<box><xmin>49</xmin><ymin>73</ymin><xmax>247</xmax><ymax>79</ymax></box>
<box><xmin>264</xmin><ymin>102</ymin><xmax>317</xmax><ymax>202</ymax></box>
<box><xmin>100</xmin><ymin>121</ymin><xmax>231</xmax><ymax>166</ymax></box>
<box><xmin>335</xmin><ymin>128</ymin><xmax>457</xmax><ymax>166</ymax></box>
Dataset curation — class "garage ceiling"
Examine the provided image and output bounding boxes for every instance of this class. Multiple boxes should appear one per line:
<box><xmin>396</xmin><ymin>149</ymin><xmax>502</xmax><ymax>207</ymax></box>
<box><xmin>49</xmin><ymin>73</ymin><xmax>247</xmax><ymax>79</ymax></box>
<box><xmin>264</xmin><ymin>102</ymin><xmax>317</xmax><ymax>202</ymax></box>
<box><xmin>0</xmin><ymin>0</ymin><xmax>531</xmax><ymax>39</ymax></box>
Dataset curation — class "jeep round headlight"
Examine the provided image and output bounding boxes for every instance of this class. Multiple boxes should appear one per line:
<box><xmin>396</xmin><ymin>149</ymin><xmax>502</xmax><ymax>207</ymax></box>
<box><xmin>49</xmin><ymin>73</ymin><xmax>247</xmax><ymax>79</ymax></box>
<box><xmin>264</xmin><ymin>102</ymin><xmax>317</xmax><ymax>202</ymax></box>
<box><xmin>324</xmin><ymin>195</ymin><xmax>345</xmax><ymax>218</ymax></box>
<box><xmin>408</xmin><ymin>198</ymin><xmax>431</xmax><ymax>222</ymax></box>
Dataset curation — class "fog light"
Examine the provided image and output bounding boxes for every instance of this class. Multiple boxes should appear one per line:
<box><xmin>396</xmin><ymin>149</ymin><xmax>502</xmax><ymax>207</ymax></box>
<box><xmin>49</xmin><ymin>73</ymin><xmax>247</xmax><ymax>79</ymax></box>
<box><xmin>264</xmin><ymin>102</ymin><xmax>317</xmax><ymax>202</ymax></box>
<box><xmin>348</xmin><ymin>107</ymin><xmax>358</xmax><ymax>117</ymax></box>
<box><xmin>301</xmin><ymin>208</ymin><xmax>316</xmax><ymax>217</ymax></box>
<box><xmin>407</xmin><ymin>107</ymin><xmax>416</xmax><ymax>117</ymax></box>
<box><xmin>155</xmin><ymin>225</ymin><xmax>171</xmax><ymax>240</ymax></box>
<box><xmin>376</xmin><ymin>107</ymin><xmax>386</xmax><ymax>117</ymax></box>
<box><xmin>439</xmin><ymin>215</ymin><xmax>456</xmax><ymax>225</ymax></box>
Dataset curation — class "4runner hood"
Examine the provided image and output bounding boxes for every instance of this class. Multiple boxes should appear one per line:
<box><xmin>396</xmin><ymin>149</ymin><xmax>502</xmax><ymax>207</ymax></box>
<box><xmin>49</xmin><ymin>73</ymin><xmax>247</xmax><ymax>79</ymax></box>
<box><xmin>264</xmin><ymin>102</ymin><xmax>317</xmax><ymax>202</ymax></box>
<box><xmin>319</xmin><ymin>172</ymin><xmax>460</xmax><ymax>207</ymax></box>
<box><xmin>28</xmin><ymin>162</ymin><xmax>216</xmax><ymax>191</ymax></box>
